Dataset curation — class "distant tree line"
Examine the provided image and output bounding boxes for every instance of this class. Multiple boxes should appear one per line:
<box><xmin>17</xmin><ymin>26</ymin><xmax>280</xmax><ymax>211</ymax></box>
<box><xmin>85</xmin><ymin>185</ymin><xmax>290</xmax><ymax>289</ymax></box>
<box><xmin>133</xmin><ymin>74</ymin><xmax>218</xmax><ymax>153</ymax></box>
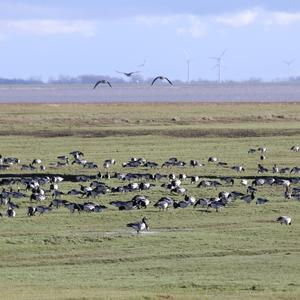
<box><xmin>1</xmin><ymin>75</ymin><xmax>300</xmax><ymax>84</ymax></box>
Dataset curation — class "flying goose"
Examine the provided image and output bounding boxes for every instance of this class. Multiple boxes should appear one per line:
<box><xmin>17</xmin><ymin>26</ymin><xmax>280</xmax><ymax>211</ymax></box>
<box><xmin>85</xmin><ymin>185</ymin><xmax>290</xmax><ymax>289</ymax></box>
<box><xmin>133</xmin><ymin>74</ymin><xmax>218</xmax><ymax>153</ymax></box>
<box><xmin>276</xmin><ymin>216</ymin><xmax>292</xmax><ymax>225</ymax></box>
<box><xmin>116</xmin><ymin>71</ymin><xmax>140</xmax><ymax>77</ymax></box>
<box><xmin>93</xmin><ymin>80</ymin><xmax>112</xmax><ymax>89</ymax></box>
<box><xmin>127</xmin><ymin>216</ymin><xmax>149</xmax><ymax>233</ymax></box>
<box><xmin>151</xmin><ymin>76</ymin><xmax>173</xmax><ymax>86</ymax></box>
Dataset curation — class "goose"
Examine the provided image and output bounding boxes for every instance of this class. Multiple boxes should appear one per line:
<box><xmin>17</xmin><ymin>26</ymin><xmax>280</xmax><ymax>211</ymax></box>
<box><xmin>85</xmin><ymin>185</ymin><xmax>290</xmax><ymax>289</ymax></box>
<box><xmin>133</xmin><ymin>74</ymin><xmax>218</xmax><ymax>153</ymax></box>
<box><xmin>256</xmin><ymin>197</ymin><xmax>269</xmax><ymax>205</ymax></box>
<box><xmin>248</xmin><ymin>148</ymin><xmax>256</xmax><ymax>154</ymax></box>
<box><xmin>27</xmin><ymin>206</ymin><xmax>36</xmax><ymax>216</ymax></box>
<box><xmin>116</xmin><ymin>70</ymin><xmax>140</xmax><ymax>77</ymax></box>
<box><xmin>154</xmin><ymin>197</ymin><xmax>174</xmax><ymax>210</ymax></box>
<box><xmin>258</xmin><ymin>147</ymin><xmax>267</xmax><ymax>153</ymax></box>
<box><xmin>32</xmin><ymin>159</ymin><xmax>42</xmax><ymax>165</ymax></box>
<box><xmin>6</xmin><ymin>207</ymin><xmax>16</xmax><ymax>218</ymax></box>
<box><xmin>103</xmin><ymin>159</ymin><xmax>115</xmax><ymax>168</ymax></box>
<box><xmin>208</xmin><ymin>157</ymin><xmax>218</xmax><ymax>163</ymax></box>
<box><xmin>217</xmin><ymin>162</ymin><xmax>228</xmax><ymax>167</ymax></box>
<box><xmin>93</xmin><ymin>80</ymin><xmax>112</xmax><ymax>89</ymax></box>
<box><xmin>241</xmin><ymin>192</ymin><xmax>255</xmax><ymax>204</ymax></box>
<box><xmin>291</xmin><ymin>145</ymin><xmax>300</xmax><ymax>152</ymax></box>
<box><xmin>35</xmin><ymin>205</ymin><xmax>51</xmax><ymax>215</ymax></box>
<box><xmin>40</xmin><ymin>165</ymin><xmax>46</xmax><ymax>171</ymax></box>
<box><xmin>151</xmin><ymin>76</ymin><xmax>173</xmax><ymax>86</ymax></box>
<box><xmin>7</xmin><ymin>199</ymin><xmax>19</xmax><ymax>209</ymax></box>
<box><xmin>208</xmin><ymin>200</ymin><xmax>225</xmax><ymax>212</ymax></box>
<box><xmin>132</xmin><ymin>195</ymin><xmax>150</xmax><ymax>209</ymax></box>
<box><xmin>272</xmin><ymin>164</ymin><xmax>279</xmax><ymax>173</ymax></box>
<box><xmin>276</xmin><ymin>216</ymin><xmax>292</xmax><ymax>225</ymax></box>
<box><xmin>64</xmin><ymin>202</ymin><xmax>82</xmax><ymax>214</ymax></box>
<box><xmin>110</xmin><ymin>200</ymin><xmax>136</xmax><ymax>211</ymax></box>
<box><xmin>57</xmin><ymin>155</ymin><xmax>69</xmax><ymax>161</ymax></box>
<box><xmin>190</xmin><ymin>160</ymin><xmax>203</xmax><ymax>167</ymax></box>
<box><xmin>241</xmin><ymin>179</ymin><xmax>248</xmax><ymax>186</ymax></box>
<box><xmin>257</xmin><ymin>164</ymin><xmax>268</xmax><ymax>174</ymax></box>
<box><xmin>284</xmin><ymin>186</ymin><xmax>292</xmax><ymax>200</ymax></box>
<box><xmin>232</xmin><ymin>165</ymin><xmax>245</xmax><ymax>172</ymax></box>
<box><xmin>290</xmin><ymin>167</ymin><xmax>300</xmax><ymax>174</ymax></box>
<box><xmin>127</xmin><ymin>217</ymin><xmax>149</xmax><ymax>233</ymax></box>
<box><xmin>10</xmin><ymin>188</ymin><xmax>26</xmax><ymax>199</ymax></box>
<box><xmin>179</xmin><ymin>173</ymin><xmax>187</xmax><ymax>180</ymax></box>
<box><xmin>194</xmin><ymin>198</ymin><xmax>211</xmax><ymax>209</ymax></box>
<box><xmin>260</xmin><ymin>155</ymin><xmax>266</xmax><ymax>161</ymax></box>
<box><xmin>49</xmin><ymin>199</ymin><xmax>68</xmax><ymax>209</ymax></box>
<box><xmin>191</xmin><ymin>176</ymin><xmax>200</xmax><ymax>183</ymax></box>
<box><xmin>173</xmin><ymin>200</ymin><xmax>190</xmax><ymax>209</ymax></box>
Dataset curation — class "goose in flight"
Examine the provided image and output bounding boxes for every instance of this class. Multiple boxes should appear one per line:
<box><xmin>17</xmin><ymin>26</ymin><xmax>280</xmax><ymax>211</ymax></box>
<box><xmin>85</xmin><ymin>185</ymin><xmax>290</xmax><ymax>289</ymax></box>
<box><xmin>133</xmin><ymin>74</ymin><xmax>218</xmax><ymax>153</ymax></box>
<box><xmin>93</xmin><ymin>80</ymin><xmax>112</xmax><ymax>89</ymax></box>
<box><xmin>116</xmin><ymin>71</ymin><xmax>140</xmax><ymax>77</ymax></box>
<box><xmin>151</xmin><ymin>76</ymin><xmax>173</xmax><ymax>86</ymax></box>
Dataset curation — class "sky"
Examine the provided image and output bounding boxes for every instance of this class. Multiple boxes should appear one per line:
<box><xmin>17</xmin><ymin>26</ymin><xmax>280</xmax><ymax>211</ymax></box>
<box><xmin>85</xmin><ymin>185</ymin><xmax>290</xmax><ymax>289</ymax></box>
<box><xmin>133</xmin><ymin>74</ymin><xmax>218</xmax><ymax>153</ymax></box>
<box><xmin>0</xmin><ymin>0</ymin><xmax>300</xmax><ymax>82</ymax></box>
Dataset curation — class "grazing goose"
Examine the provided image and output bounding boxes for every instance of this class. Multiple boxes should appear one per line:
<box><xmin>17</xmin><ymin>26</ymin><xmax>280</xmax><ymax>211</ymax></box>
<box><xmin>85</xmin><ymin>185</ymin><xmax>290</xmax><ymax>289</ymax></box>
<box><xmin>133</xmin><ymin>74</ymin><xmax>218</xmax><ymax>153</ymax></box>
<box><xmin>93</xmin><ymin>80</ymin><xmax>112</xmax><ymax>89</ymax></box>
<box><xmin>127</xmin><ymin>217</ymin><xmax>149</xmax><ymax>233</ymax></box>
<box><xmin>231</xmin><ymin>165</ymin><xmax>245</xmax><ymax>172</ymax></box>
<box><xmin>256</xmin><ymin>197</ymin><xmax>269</xmax><ymax>205</ymax></box>
<box><xmin>208</xmin><ymin>157</ymin><xmax>218</xmax><ymax>163</ymax></box>
<box><xmin>32</xmin><ymin>159</ymin><xmax>42</xmax><ymax>165</ymax></box>
<box><xmin>194</xmin><ymin>198</ymin><xmax>211</xmax><ymax>209</ymax></box>
<box><xmin>151</xmin><ymin>76</ymin><xmax>173</xmax><ymax>86</ymax></box>
<box><xmin>6</xmin><ymin>207</ymin><xmax>16</xmax><ymax>218</ymax></box>
<box><xmin>132</xmin><ymin>195</ymin><xmax>150</xmax><ymax>209</ymax></box>
<box><xmin>241</xmin><ymin>192</ymin><xmax>255</xmax><ymax>204</ymax></box>
<box><xmin>291</xmin><ymin>145</ymin><xmax>300</xmax><ymax>152</ymax></box>
<box><xmin>241</xmin><ymin>179</ymin><xmax>248</xmax><ymax>186</ymax></box>
<box><xmin>35</xmin><ymin>205</ymin><xmax>52</xmax><ymax>215</ymax></box>
<box><xmin>154</xmin><ymin>197</ymin><xmax>174</xmax><ymax>210</ymax></box>
<box><xmin>258</xmin><ymin>147</ymin><xmax>267</xmax><ymax>153</ymax></box>
<box><xmin>276</xmin><ymin>216</ymin><xmax>292</xmax><ymax>225</ymax></box>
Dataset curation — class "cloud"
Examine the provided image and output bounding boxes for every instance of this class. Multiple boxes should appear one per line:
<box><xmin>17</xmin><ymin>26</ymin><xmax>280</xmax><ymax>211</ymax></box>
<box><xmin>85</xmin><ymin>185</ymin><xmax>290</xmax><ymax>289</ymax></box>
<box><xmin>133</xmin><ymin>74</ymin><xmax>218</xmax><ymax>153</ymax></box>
<box><xmin>216</xmin><ymin>9</ymin><xmax>259</xmax><ymax>27</ymax></box>
<box><xmin>0</xmin><ymin>19</ymin><xmax>97</xmax><ymax>37</ymax></box>
<box><xmin>270</xmin><ymin>11</ymin><xmax>300</xmax><ymax>25</ymax></box>
<box><xmin>177</xmin><ymin>15</ymin><xmax>206</xmax><ymax>38</ymax></box>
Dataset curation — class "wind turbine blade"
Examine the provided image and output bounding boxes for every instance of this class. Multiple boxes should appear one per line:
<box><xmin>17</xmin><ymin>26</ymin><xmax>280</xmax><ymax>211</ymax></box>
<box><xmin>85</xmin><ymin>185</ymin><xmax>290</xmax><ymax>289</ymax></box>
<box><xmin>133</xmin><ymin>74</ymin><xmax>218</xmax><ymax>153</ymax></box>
<box><xmin>220</xmin><ymin>49</ymin><xmax>227</xmax><ymax>58</ymax></box>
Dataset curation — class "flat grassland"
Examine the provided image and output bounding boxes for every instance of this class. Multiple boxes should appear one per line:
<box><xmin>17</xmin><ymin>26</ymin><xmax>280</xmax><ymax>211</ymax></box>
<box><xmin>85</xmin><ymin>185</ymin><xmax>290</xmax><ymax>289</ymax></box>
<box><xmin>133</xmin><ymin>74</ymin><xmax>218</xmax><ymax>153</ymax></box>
<box><xmin>1</xmin><ymin>103</ymin><xmax>300</xmax><ymax>300</ymax></box>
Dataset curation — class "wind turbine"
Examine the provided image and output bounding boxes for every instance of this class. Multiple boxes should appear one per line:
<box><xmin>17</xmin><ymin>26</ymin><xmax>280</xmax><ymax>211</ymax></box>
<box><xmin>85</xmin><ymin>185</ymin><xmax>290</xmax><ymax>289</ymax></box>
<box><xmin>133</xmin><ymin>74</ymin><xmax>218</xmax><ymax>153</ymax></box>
<box><xmin>210</xmin><ymin>49</ymin><xmax>226</xmax><ymax>83</ymax></box>
<box><xmin>184</xmin><ymin>50</ymin><xmax>193</xmax><ymax>84</ymax></box>
<box><xmin>282</xmin><ymin>59</ymin><xmax>295</xmax><ymax>79</ymax></box>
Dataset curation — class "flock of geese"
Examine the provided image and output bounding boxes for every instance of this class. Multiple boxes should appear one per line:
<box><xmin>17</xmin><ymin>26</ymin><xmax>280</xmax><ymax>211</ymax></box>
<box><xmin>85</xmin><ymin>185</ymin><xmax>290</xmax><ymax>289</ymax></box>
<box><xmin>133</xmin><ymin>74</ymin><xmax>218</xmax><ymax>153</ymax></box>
<box><xmin>0</xmin><ymin>145</ymin><xmax>298</xmax><ymax>232</ymax></box>
<box><xmin>93</xmin><ymin>75</ymin><xmax>173</xmax><ymax>89</ymax></box>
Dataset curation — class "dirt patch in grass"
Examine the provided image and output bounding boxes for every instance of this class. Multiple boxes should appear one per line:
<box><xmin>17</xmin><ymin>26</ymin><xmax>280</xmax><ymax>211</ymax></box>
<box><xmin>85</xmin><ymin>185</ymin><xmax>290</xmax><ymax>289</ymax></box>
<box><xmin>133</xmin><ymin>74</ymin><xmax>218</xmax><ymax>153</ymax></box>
<box><xmin>0</xmin><ymin>127</ymin><xmax>300</xmax><ymax>138</ymax></box>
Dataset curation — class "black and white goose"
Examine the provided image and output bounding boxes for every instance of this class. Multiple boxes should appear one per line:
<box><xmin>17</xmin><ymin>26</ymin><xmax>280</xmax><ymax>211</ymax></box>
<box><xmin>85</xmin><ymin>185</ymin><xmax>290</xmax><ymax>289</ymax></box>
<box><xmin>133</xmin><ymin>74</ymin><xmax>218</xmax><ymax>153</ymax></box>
<box><xmin>276</xmin><ymin>216</ymin><xmax>292</xmax><ymax>225</ymax></box>
<box><xmin>151</xmin><ymin>76</ymin><xmax>173</xmax><ymax>86</ymax></box>
<box><xmin>93</xmin><ymin>80</ymin><xmax>112</xmax><ymax>89</ymax></box>
<box><xmin>127</xmin><ymin>217</ymin><xmax>149</xmax><ymax>233</ymax></box>
<box><xmin>116</xmin><ymin>70</ymin><xmax>140</xmax><ymax>77</ymax></box>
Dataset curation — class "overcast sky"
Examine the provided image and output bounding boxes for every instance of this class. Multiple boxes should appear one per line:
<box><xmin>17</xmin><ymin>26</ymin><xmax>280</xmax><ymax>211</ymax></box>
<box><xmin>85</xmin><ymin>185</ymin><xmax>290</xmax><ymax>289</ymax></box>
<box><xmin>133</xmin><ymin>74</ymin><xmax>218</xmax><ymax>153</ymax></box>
<box><xmin>1</xmin><ymin>0</ymin><xmax>300</xmax><ymax>81</ymax></box>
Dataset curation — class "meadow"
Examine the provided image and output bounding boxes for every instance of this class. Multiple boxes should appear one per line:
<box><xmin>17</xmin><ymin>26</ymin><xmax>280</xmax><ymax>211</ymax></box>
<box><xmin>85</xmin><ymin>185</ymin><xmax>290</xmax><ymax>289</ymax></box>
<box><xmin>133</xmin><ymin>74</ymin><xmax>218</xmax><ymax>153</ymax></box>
<box><xmin>0</xmin><ymin>103</ymin><xmax>300</xmax><ymax>300</ymax></box>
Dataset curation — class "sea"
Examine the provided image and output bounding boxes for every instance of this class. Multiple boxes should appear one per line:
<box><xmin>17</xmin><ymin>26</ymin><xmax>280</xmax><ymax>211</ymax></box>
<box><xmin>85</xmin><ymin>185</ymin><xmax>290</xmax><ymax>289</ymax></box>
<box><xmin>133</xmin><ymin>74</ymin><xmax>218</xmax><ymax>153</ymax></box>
<box><xmin>0</xmin><ymin>83</ymin><xmax>299</xmax><ymax>103</ymax></box>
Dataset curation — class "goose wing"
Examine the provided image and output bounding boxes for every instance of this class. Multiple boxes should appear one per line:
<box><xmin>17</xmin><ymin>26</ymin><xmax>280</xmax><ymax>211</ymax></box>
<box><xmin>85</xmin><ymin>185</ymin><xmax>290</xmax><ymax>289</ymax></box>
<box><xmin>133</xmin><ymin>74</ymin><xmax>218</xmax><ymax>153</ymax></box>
<box><xmin>151</xmin><ymin>76</ymin><xmax>160</xmax><ymax>86</ymax></box>
<box><xmin>164</xmin><ymin>77</ymin><xmax>173</xmax><ymax>85</ymax></box>
<box><xmin>93</xmin><ymin>80</ymin><xmax>102</xmax><ymax>89</ymax></box>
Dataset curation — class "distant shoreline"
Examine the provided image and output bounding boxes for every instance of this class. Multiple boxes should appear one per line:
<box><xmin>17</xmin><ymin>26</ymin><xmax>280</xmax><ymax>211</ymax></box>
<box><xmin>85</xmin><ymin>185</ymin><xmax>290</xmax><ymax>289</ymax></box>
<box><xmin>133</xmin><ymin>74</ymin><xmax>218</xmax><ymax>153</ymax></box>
<box><xmin>0</xmin><ymin>83</ymin><xmax>299</xmax><ymax>103</ymax></box>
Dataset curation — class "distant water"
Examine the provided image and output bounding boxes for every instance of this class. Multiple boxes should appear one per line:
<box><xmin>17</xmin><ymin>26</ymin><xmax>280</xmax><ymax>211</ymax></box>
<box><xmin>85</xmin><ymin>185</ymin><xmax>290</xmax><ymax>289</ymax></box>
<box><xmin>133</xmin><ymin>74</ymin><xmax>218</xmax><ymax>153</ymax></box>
<box><xmin>0</xmin><ymin>83</ymin><xmax>299</xmax><ymax>103</ymax></box>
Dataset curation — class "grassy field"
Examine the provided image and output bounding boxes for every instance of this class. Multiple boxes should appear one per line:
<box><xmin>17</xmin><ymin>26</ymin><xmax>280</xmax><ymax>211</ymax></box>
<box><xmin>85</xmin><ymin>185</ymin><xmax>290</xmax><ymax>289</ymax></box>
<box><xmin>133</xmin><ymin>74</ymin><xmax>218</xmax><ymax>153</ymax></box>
<box><xmin>0</xmin><ymin>103</ymin><xmax>300</xmax><ymax>300</ymax></box>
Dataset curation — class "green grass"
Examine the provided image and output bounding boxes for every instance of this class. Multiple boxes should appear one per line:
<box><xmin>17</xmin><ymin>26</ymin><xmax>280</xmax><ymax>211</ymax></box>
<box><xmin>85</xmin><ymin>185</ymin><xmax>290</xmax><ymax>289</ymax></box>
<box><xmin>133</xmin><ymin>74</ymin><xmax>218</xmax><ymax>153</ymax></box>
<box><xmin>0</xmin><ymin>103</ymin><xmax>300</xmax><ymax>299</ymax></box>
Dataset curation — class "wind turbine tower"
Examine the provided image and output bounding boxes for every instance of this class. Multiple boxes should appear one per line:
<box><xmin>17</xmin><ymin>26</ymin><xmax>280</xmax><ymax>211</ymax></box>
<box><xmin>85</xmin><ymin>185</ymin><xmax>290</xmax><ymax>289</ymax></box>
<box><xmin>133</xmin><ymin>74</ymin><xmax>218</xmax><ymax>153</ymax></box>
<box><xmin>184</xmin><ymin>50</ymin><xmax>193</xmax><ymax>84</ymax></box>
<box><xmin>282</xmin><ymin>59</ymin><xmax>295</xmax><ymax>79</ymax></box>
<box><xmin>210</xmin><ymin>50</ymin><xmax>226</xmax><ymax>83</ymax></box>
